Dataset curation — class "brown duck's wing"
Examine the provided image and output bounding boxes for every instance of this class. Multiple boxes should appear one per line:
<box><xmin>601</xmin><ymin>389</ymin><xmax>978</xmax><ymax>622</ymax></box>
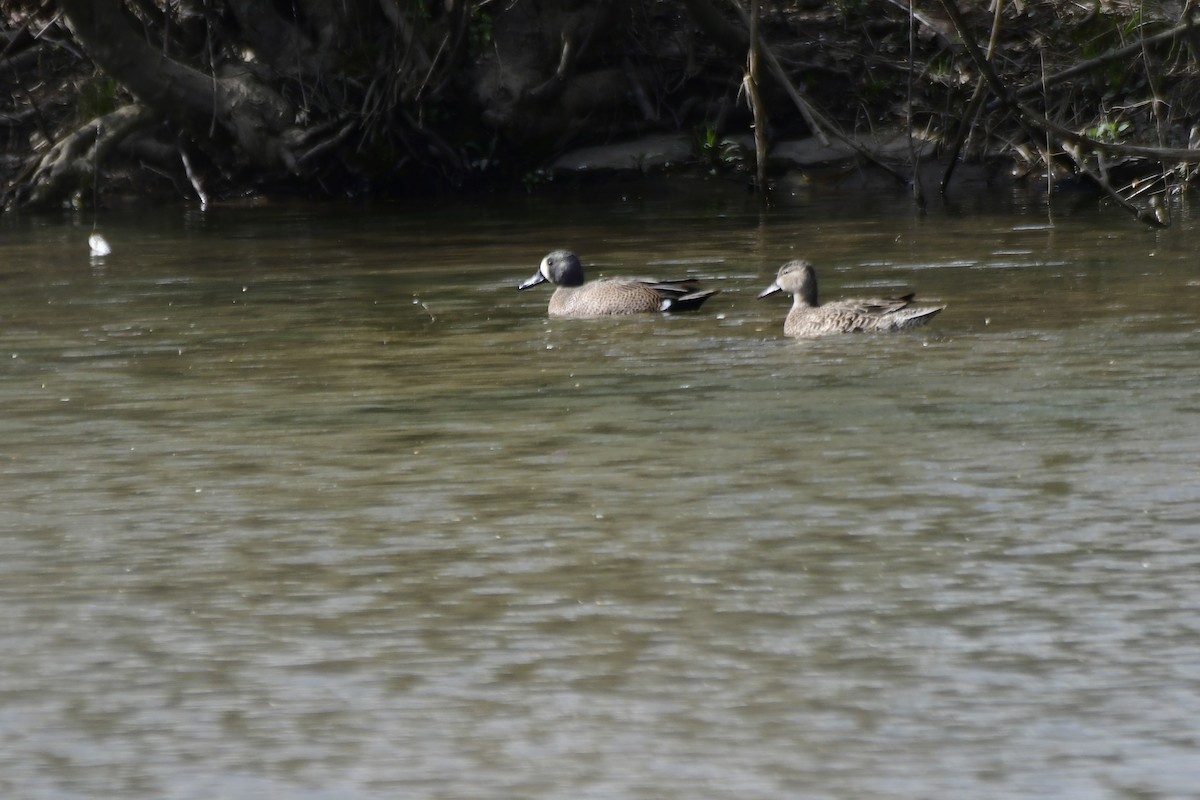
<box><xmin>880</xmin><ymin>304</ymin><xmax>944</xmax><ymax>328</ymax></box>
<box><xmin>846</xmin><ymin>302</ymin><xmax>944</xmax><ymax>332</ymax></box>
<box><xmin>825</xmin><ymin>293</ymin><xmax>916</xmax><ymax>316</ymax></box>
<box><xmin>633</xmin><ymin>277</ymin><xmax>705</xmax><ymax>292</ymax></box>
<box><xmin>786</xmin><ymin>298</ymin><xmax>943</xmax><ymax>337</ymax></box>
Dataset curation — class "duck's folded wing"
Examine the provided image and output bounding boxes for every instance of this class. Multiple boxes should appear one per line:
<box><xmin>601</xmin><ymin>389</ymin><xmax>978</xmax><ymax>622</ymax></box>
<box><xmin>632</xmin><ymin>277</ymin><xmax>701</xmax><ymax>292</ymax></box>
<box><xmin>827</xmin><ymin>293</ymin><xmax>915</xmax><ymax>316</ymax></box>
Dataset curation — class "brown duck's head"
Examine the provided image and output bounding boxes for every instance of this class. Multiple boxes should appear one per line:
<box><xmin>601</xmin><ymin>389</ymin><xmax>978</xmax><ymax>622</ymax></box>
<box><xmin>757</xmin><ymin>260</ymin><xmax>818</xmax><ymax>305</ymax></box>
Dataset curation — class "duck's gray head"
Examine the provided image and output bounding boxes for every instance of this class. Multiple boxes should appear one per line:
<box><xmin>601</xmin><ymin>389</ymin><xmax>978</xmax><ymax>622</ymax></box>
<box><xmin>757</xmin><ymin>260</ymin><xmax>818</xmax><ymax>305</ymax></box>
<box><xmin>518</xmin><ymin>250</ymin><xmax>585</xmax><ymax>290</ymax></box>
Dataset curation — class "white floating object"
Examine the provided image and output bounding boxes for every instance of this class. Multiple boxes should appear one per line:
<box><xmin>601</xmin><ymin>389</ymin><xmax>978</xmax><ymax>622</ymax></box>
<box><xmin>88</xmin><ymin>233</ymin><xmax>112</xmax><ymax>256</ymax></box>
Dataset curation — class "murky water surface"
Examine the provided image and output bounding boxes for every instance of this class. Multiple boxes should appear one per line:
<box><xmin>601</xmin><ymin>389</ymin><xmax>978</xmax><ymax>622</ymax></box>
<box><xmin>2</xmin><ymin>182</ymin><xmax>1199</xmax><ymax>799</ymax></box>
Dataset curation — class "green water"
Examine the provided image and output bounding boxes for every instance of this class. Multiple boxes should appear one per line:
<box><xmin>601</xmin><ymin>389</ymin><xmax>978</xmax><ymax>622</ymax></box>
<box><xmin>2</xmin><ymin>182</ymin><xmax>1198</xmax><ymax>799</ymax></box>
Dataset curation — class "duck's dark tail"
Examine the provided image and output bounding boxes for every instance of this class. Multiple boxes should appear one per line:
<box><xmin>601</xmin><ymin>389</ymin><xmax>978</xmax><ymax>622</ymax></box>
<box><xmin>660</xmin><ymin>289</ymin><xmax>720</xmax><ymax>313</ymax></box>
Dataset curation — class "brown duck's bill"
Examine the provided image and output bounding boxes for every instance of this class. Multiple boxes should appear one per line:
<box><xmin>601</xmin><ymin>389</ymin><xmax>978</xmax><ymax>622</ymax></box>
<box><xmin>757</xmin><ymin>282</ymin><xmax>782</xmax><ymax>299</ymax></box>
<box><xmin>517</xmin><ymin>271</ymin><xmax>547</xmax><ymax>290</ymax></box>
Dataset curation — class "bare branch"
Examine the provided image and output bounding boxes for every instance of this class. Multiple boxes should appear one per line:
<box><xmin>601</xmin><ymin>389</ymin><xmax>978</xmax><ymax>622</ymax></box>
<box><xmin>1011</xmin><ymin>21</ymin><xmax>1197</xmax><ymax>103</ymax></box>
<box><xmin>937</xmin><ymin>0</ymin><xmax>1186</xmax><ymax>225</ymax></box>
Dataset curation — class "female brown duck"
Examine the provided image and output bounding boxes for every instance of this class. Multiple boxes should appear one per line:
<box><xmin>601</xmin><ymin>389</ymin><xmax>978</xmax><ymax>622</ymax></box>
<box><xmin>758</xmin><ymin>260</ymin><xmax>944</xmax><ymax>338</ymax></box>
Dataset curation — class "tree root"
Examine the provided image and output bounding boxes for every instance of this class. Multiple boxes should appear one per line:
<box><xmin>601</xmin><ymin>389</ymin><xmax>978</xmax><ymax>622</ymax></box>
<box><xmin>14</xmin><ymin>103</ymin><xmax>157</xmax><ymax>210</ymax></box>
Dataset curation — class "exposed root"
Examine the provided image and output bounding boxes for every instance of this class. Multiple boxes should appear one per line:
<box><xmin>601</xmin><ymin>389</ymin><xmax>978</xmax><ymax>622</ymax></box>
<box><xmin>16</xmin><ymin>102</ymin><xmax>156</xmax><ymax>209</ymax></box>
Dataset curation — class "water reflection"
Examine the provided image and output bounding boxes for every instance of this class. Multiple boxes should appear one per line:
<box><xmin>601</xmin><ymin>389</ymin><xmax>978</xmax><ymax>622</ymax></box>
<box><xmin>2</xmin><ymin>186</ymin><xmax>1199</xmax><ymax>799</ymax></box>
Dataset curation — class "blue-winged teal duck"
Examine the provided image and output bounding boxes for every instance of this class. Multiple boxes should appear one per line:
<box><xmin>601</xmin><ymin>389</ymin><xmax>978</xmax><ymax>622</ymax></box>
<box><xmin>758</xmin><ymin>260</ymin><xmax>944</xmax><ymax>338</ymax></box>
<box><xmin>518</xmin><ymin>250</ymin><xmax>719</xmax><ymax>318</ymax></box>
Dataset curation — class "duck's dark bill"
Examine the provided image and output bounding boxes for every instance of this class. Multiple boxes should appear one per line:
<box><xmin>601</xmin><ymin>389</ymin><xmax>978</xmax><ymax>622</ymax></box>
<box><xmin>518</xmin><ymin>271</ymin><xmax>547</xmax><ymax>290</ymax></box>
